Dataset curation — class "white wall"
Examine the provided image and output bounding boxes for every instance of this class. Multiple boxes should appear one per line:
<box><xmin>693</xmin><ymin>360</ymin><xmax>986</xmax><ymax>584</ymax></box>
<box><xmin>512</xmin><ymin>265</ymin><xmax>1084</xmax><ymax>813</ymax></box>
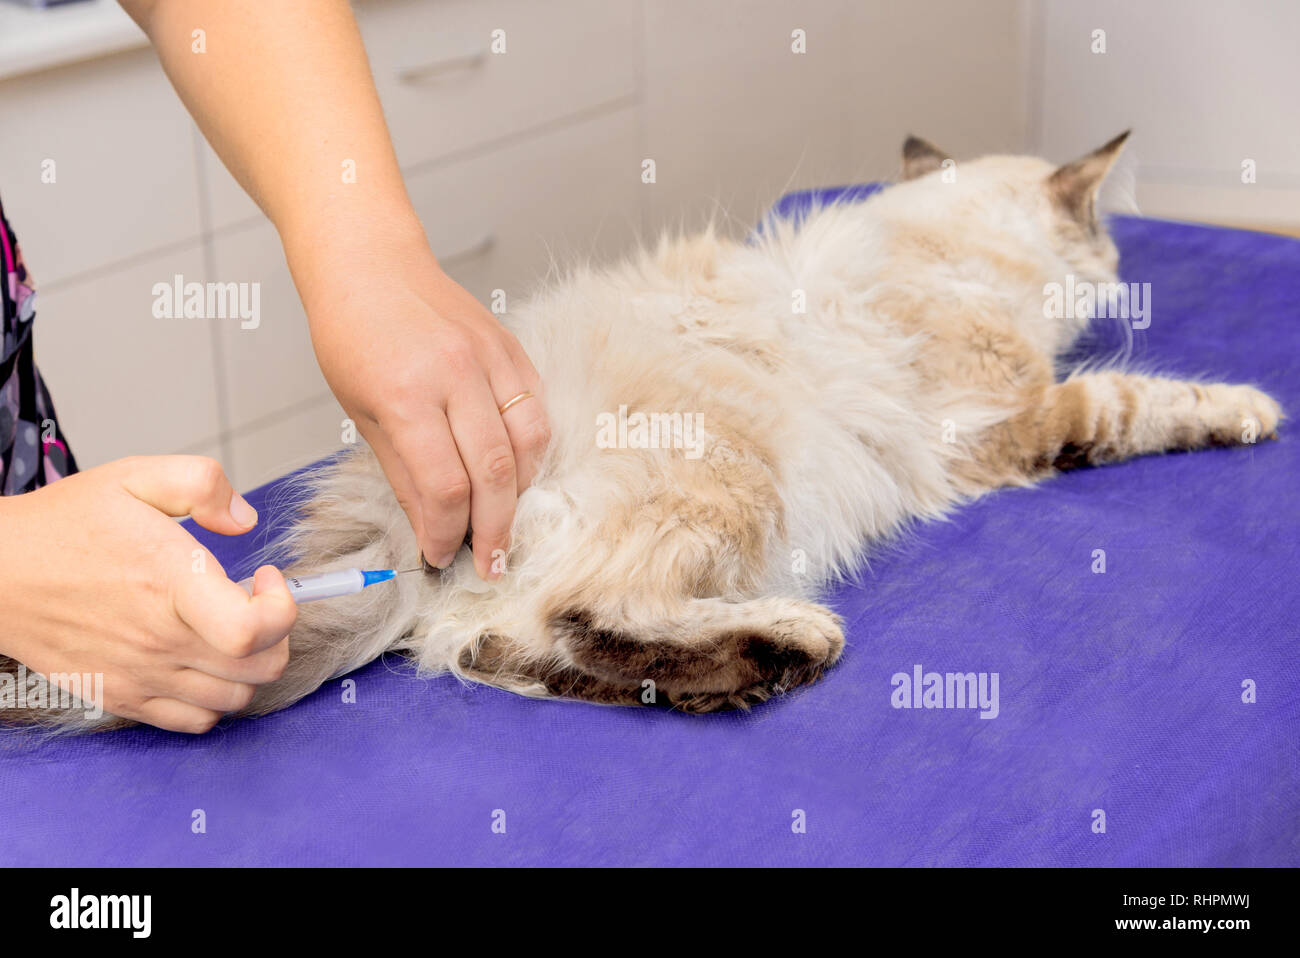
<box><xmin>1028</xmin><ymin>0</ymin><xmax>1300</xmax><ymax>231</ymax></box>
<box><xmin>642</xmin><ymin>0</ymin><xmax>1029</xmax><ymax>232</ymax></box>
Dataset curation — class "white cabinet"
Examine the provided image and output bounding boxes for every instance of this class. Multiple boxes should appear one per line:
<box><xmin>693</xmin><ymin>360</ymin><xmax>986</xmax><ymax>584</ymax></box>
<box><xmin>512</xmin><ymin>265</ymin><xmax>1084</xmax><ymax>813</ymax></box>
<box><xmin>228</xmin><ymin>394</ymin><xmax>348</xmax><ymax>492</ymax></box>
<box><xmin>358</xmin><ymin>0</ymin><xmax>641</xmax><ymax>170</ymax></box>
<box><xmin>407</xmin><ymin>106</ymin><xmax>643</xmax><ymax>306</ymax></box>
<box><xmin>31</xmin><ymin>245</ymin><xmax>222</xmax><ymax>467</ymax></box>
<box><xmin>0</xmin><ymin>48</ymin><xmax>202</xmax><ymax>288</ymax></box>
<box><xmin>208</xmin><ymin>222</ymin><xmax>327</xmax><ymax>438</ymax></box>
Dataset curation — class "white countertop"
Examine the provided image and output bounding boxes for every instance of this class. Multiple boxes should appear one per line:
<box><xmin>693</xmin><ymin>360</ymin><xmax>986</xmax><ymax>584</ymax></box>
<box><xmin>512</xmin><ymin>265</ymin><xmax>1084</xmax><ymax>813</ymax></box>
<box><xmin>0</xmin><ymin>0</ymin><xmax>148</xmax><ymax>81</ymax></box>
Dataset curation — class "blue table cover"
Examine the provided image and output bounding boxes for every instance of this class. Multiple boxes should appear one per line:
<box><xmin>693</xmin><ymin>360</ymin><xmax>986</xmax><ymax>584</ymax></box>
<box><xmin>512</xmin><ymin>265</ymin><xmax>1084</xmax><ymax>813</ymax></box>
<box><xmin>2</xmin><ymin>188</ymin><xmax>1296</xmax><ymax>866</ymax></box>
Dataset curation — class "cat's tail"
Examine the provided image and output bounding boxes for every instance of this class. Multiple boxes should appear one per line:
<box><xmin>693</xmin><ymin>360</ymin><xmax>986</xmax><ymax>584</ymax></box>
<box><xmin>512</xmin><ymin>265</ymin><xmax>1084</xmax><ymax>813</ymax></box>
<box><xmin>233</xmin><ymin>445</ymin><xmax>424</xmax><ymax>717</ymax></box>
<box><xmin>239</xmin><ymin>580</ymin><xmax>421</xmax><ymax>716</ymax></box>
<box><xmin>0</xmin><ymin>653</ymin><xmax>133</xmax><ymax>735</ymax></box>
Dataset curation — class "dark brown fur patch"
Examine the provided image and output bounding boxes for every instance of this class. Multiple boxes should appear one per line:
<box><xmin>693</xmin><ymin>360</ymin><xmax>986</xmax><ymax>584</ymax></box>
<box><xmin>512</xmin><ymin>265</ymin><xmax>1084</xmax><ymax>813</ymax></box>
<box><xmin>458</xmin><ymin>633</ymin><xmax>646</xmax><ymax>706</ymax></box>
<box><xmin>1052</xmin><ymin>441</ymin><xmax>1094</xmax><ymax>471</ymax></box>
<box><xmin>549</xmin><ymin>609</ymin><xmax>832</xmax><ymax>711</ymax></box>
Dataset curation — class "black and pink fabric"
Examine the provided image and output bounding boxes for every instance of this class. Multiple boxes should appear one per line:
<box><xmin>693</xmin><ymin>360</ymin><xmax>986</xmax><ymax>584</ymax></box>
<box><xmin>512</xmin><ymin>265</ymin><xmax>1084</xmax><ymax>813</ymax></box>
<box><xmin>0</xmin><ymin>192</ymin><xmax>77</xmax><ymax>494</ymax></box>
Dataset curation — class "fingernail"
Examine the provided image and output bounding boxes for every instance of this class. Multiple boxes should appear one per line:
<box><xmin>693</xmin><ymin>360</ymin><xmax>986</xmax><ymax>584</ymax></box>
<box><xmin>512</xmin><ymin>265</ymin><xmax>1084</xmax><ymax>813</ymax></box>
<box><xmin>230</xmin><ymin>493</ymin><xmax>258</xmax><ymax>528</ymax></box>
<box><xmin>436</xmin><ymin>552</ymin><xmax>457</xmax><ymax>569</ymax></box>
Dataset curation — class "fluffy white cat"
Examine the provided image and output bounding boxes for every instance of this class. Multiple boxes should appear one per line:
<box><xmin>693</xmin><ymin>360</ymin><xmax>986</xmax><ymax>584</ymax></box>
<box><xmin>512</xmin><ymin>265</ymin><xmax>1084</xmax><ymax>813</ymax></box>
<box><xmin>9</xmin><ymin>133</ymin><xmax>1282</xmax><ymax>728</ymax></box>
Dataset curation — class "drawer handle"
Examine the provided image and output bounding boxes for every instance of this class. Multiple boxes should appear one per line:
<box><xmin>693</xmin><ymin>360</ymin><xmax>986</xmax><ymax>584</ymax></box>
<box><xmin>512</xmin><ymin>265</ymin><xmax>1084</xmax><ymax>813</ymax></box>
<box><xmin>436</xmin><ymin>232</ymin><xmax>496</xmax><ymax>267</ymax></box>
<box><xmin>397</xmin><ymin>50</ymin><xmax>487</xmax><ymax>84</ymax></box>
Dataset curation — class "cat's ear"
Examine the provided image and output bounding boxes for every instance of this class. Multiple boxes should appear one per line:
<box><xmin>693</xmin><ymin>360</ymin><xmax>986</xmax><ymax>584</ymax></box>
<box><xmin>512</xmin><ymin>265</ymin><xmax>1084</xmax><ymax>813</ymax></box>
<box><xmin>1047</xmin><ymin>130</ymin><xmax>1132</xmax><ymax>230</ymax></box>
<box><xmin>901</xmin><ymin>135</ymin><xmax>951</xmax><ymax>180</ymax></box>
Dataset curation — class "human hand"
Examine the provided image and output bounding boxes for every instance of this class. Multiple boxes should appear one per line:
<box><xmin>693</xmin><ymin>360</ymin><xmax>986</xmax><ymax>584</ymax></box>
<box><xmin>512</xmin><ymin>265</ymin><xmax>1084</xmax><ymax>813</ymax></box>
<box><xmin>0</xmin><ymin>456</ymin><xmax>297</xmax><ymax>732</ymax></box>
<box><xmin>300</xmin><ymin>233</ymin><xmax>551</xmax><ymax>580</ymax></box>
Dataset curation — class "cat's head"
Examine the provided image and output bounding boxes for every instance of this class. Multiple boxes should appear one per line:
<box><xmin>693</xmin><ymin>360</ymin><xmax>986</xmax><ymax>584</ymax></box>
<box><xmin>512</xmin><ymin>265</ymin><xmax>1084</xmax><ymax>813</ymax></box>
<box><xmin>898</xmin><ymin>131</ymin><xmax>1133</xmax><ymax>286</ymax></box>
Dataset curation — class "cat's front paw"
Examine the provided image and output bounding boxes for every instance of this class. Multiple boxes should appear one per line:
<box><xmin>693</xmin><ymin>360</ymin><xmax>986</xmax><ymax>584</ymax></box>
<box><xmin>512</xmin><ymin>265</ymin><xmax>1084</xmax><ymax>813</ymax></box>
<box><xmin>1201</xmin><ymin>383</ymin><xmax>1281</xmax><ymax>444</ymax></box>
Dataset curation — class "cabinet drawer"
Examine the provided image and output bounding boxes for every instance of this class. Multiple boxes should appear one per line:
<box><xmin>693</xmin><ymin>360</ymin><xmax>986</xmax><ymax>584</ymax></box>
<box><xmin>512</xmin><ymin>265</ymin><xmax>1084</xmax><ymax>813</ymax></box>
<box><xmin>209</xmin><ymin>221</ymin><xmax>330</xmax><ymax>434</ymax></box>
<box><xmin>406</xmin><ymin>105</ymin><xmax>642</xmax><ymax>307</ymax></box>
<box><xmin>0</xmin><ymin>49</ymin><xmax>202</xmax><ymax>287</ymax></box>
<box><xmin>31</xmin><ymin>246</ymin><xmax>223</xmax><ymax>468</ymax></box>
<box><xmin>358</xmin><ymin>0</ymin><xmax>639</xmax><ymax>170</ymax></box>
<box><xmin>201</xmin><ymin>0</ymin><xmax>641</xmax><ymax>232</ymax></box>
<box><xmin>229</xmin><ymin>394</ymin><xmax>347</xmax><ymax>492</ymax></box>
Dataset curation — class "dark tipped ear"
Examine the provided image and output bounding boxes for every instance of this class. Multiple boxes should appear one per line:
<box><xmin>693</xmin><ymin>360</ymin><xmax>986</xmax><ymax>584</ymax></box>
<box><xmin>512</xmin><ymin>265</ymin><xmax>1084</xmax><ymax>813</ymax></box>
<box><xmin>902</xmin><ymin>135</ymin><xmax>951</xmax><ymax>180</ymax></box>
<box><xmin>1048</xmin><ymin>130</ymin><xmax>1131</xmax><ymax>230</ymax></box>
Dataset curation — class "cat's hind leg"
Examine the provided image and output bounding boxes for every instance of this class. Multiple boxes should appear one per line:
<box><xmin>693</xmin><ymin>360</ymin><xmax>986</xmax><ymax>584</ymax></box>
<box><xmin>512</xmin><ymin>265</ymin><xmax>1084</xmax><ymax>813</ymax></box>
<box><xmin>459</xmin><ymin>421</ymin><xmax>844</xmax><ymax>711</ymax></box>
<box><xmin>549</xmin><ymin>596</ymin><xmax>844</xmax><ymax>712</ymax></box>
<box><xmin>457</xmin><ymin>596</ymin><xmax>843</xmax><ymax>712</ymax></box>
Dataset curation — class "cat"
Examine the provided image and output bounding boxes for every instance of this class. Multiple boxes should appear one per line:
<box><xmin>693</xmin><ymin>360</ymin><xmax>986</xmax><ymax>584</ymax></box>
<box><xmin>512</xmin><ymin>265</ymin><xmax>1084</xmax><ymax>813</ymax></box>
<box><xmin>7</xmin><ymin>133</ymin><xmax>1284</xmax><ymax>729</ymax></box>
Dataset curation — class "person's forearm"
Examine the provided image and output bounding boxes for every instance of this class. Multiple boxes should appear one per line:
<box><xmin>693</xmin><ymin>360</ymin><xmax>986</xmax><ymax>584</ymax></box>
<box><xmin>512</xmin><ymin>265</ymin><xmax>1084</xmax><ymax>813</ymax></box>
<box><xmin>122</xmin><ymin>0</ymin><xmax>552</xmax><ymax>579</ymax></box>
<box><xmin>120</xmin><ymin>0</ymin><xmax>426</xmax><ymax>271</ymax></box>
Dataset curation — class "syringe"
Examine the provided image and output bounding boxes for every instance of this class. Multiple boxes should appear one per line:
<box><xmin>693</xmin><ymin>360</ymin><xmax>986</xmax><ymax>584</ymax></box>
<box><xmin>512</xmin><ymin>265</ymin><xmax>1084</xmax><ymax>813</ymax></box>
<box><xmin>237</xmin><ymin>567</ymin><xmax>421</xmax><ymax>603</ymax></box>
